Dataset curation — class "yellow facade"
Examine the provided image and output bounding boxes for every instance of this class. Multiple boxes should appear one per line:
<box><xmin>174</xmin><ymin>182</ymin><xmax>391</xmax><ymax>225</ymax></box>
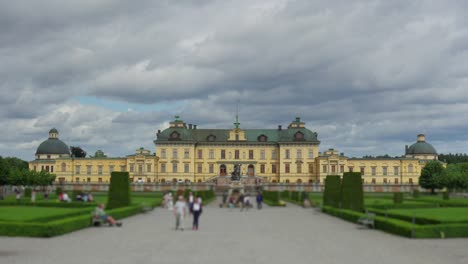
<box><xmin>30</xmin><ymin>148</ymin><xmax>158</xmax><ymax>183</ymax></box>
<box><xmin>29</xmin><ymin>118</ymin><xmax>440</xmax><ymax>185</ymax></box>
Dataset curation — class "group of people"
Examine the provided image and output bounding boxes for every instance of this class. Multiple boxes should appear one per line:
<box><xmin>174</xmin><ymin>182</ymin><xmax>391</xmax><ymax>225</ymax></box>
<box><xmin>172</xmin><ymin>192</ymin><xmax>203</xmax><ymax>231</ymax></box>
<box><xmin>75</xmin><ymin>192</ymin><xmax>94</xmax><ymax>202</ymax></box>
<box><xmin>222</xmin><ymin>191</ymin><xmax>263</xmax><ymax>211</ymax></box>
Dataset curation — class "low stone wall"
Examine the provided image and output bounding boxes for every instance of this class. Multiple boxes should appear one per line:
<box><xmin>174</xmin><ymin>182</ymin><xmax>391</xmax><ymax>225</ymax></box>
<box><xmin>55</xmin><ymin>183</ymin><xmax>214</xmax><ymax>193</ymax></box>
<box><xmin>53</xmin><ymin>182</ymin><xmax>421</xmax><ymax>193</ymax></box>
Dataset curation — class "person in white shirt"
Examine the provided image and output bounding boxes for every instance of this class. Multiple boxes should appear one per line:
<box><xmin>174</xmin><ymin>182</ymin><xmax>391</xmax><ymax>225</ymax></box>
<box><xmin>167</xmin><ymin>192</ymin><xmax>174</xmax><ymax>210</ymax></box>
<box><xmin>62</xmin><ymin>192</ymin><xmax>70</xmax><ymax>203</ymax></box>
<box><xmin>242</xmin><ymin>194</ymin><xmax>251</xmax><ymax>211</ymax></box>
<box><xmin>173</xmin><ymin>196</ymin><xmax>187</xmax><ymax>231</ymax></box>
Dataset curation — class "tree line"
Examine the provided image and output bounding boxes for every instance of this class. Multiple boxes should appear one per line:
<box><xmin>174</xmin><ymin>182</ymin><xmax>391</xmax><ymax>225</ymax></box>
<box><xmin>0</xmin><ymin>156</ymin><xmax>55</xmax><ymax>188</ymax></box>
<box><xmin>420</xmin><ymin>161</ymin><xmax>468</xmax><ymax>193</ymax></box>
<box><xmin>438</xmin><ymin>153</ymin><xmax>468</xmax><ymax>164</ymax></box>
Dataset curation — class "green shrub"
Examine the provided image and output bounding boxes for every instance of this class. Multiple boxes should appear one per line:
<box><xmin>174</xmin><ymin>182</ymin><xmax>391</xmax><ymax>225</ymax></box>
<box><xmin>107</xmin><ymin>172</ymin><xmax>131</xmax><ymax>209</ymax></box>
<box><xmin>183</xmin><ymin>189</ymin><xmax>192</xmax><ymax>199</ymax></box>
<box><xmin>24</xmin><ymin>188</ymin><xmax>32</xmax><ymax>198</ymax></box>
<box><xmin>443</xmin><ymin>191</ymin><xmax>450</xmax><ymax>200</ymax></box>
<box><xmin>55</xmin><ymin>187</ymin><xmax>63</xmax><ymax>196</ymax></box>
<box><xmin>393</xmin><ymin>192</ymin><xmax>404</xmax><ymax>204</ymax></box>
<box><xmin>323</xmin><ymin>175</ymin><xmax>341</xmax><ymax>208</ymax></box>
<box><xmin>263</xmin><ymin>191</ymin><xmax>280</xmax><ymax>204</ymax></box>
<box><xmin>341</xmin><ymin>172</ymin><xmax>364</xmax><ymax>212</ymax></box>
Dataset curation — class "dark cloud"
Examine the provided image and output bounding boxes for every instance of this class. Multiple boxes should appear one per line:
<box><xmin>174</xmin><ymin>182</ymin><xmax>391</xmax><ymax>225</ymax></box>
<box><xmin>1</xmin><ymin>0</ymin><xmax>468</xmax><ymax>160</ymax></box>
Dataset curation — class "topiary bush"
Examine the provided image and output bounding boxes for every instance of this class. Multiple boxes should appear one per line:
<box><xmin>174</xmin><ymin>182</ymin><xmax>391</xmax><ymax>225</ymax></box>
<box><xmin>340</xmin><ymin>172</ymin><xmax>364</xmax><ymax>212</ymax></box>
<box><xmin>443</xmin><ymin>191</ymin><xmax>450</xmax><ymax>200</ymax></box>
<box><xmin>393</xmin><ymin>192</ymin><xmax>404</xmax><ymax>204</ymax></box>
<box><xmin>24</xmin><ymin>187</ymin><xmax>32</xmax><ymax>198</ymax></box>
<box><xmin>323</xmin><ymin>175</ymin><xmax>341</xmax><ymax>208</ymax></box>
<box><xmin>107</xmin><ymin>172</ymin><xmax>131</xmax><ymax>209</ymax></box>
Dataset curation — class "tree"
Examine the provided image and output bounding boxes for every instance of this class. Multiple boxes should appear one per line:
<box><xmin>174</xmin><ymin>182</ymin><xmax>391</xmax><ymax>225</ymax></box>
<box><xmin>444</xmin><ymin>163</ymin><xmax>468</xmax><ymax>191</ymax></box>
<box><xmin>419</xmin><ymin>161</ymin><xmax>445</xmax><ymax>194</ymax></box>
<box><xmin>70</xmin><ymin>146</ymin><xmax>87</xmax><ymax>158</ymax></box>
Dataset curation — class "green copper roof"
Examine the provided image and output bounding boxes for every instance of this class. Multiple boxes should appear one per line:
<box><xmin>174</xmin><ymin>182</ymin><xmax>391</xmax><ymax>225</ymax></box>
<box><xmin>36</xmin><ymin>138</ymin><xmax>70</xmax><ymax>155</ymax></box>
<box><xmin>155</xmin><ymin>127</ymin><xmax>319</xmax><ymax>144</ymax></box>
<box><xmin>407</xmin><ymin>141</ymin><xmax>437</xmax><ymax>155</ymax></box>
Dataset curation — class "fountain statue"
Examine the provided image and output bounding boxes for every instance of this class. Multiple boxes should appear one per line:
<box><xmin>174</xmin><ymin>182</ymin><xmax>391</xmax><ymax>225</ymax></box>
<box><xmin>231</xmin><ymin>164</ymin><xmax>241</xmax><ymax>181</ymax></box>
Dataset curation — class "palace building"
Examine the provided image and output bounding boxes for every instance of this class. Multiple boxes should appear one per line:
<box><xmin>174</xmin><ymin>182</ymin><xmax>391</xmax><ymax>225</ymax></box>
<box><xmin>29</xmin><ymin>116</ymin><xmax>440</xmax><ymax>185</ymax></box>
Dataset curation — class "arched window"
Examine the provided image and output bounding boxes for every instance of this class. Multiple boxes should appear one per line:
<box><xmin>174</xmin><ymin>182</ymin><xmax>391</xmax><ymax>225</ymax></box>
<box><xmin>61</xmin><ymin>163</ymin><xmax>66</xmax><ymax>172</ymax></box>
<box><xmin>258</xmin><ymin>135</ymin><xmax>268</xmax><ymax>142</ymax></box>
<box><xmin>408</xmin><ymin>164</ymin><xmax>414</xmax><ymax>173</ymax></box>
<box><xmin>294</xmin><ymin>131</ymin><xmax>305</xmax><ymax>141</ymax></box>
<box><xmin>207</xmin><ymin>135</ymin><xmax>216</xmax><ymax>141</ymax></box>
<box><xmin>169</xmin><ymin>131</ymin><xmax>180</xmax><ymax>140</ymax></box>
<box><xmin>297</xmin><ymin>179</ymin><xmax>302</xmax><ymax>184</ymax></box>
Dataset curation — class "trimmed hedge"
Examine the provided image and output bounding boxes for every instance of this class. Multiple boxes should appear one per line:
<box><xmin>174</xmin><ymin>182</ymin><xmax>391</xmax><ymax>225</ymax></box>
<box><xmin>323</xmin><ymin>175</ymin><xmax>341</xmax><ymax>208</ymax></box>
<box><xmin>279</xmin><ymin>191</ymin><xmax>307</xmax><ymax>206</ymax></box>
<box><xmin>0</xmin><ymin>200</ymin><xmax>97</xmax><ymax>208</ymax></box>
<box><xmin>0</xmin><ymin>204</ymin><xmax>143</xmax><ymax>237</ymax></box>
<box><xmin>322</xmin><ymin>206</ymin><xmax>468</xmax><ymax>238</ymax></box>
<box><xmin>393</xmin><ymin>192</ymin><xmax>404</xmax><ymax>204</ymax></box>
<box><xmin>107</xmin><ymin>172</ymin><xmax>131</xmax><ymax>209</ymax></box>
<box><xmin>193</xmin><ymin>190</ymin><xmax>216</xmax><ymax>204</ymax></box>
<box><xmin>341</xmin><ymin>172</ymin><xmax>364</xmax><ymax>212</ymax></box>
<box><xmin>443</xmin><ymin>191</ymin><xmax>450</xmax><ymax>200</ymax></box>
<box><xmin>367</xmin><ymin>208</ymin><xmax>440</xmax><ymax>225</ymax></box>
<box><xmin>263</xmin><ymin>191</ymin><xmax>280</xmax><ymax>204</ymax></box>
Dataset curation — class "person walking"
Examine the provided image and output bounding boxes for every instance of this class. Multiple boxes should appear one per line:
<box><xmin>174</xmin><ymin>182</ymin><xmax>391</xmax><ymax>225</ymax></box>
<box><xmin>221</xmin><ymin>191</ymin><xmax>228</xmax><ymax>208</ymax></box>
<box><xmin>256</xmin><ymin>192</ymin><xmax>263</xmax><ymax>210</ymax></box>
<box><xmin>192</xmin><ymin>197</ymin><xmax>202</xmax><ymax>230</ymax></box>
<box><xmin>167</xmin><ymin>192</ymin><xmax>174</xmax><ymax>210</ymax></box>
<box><xmin>173</xmin><ymin>195</ymin><xmax>187</xmax><ymax>231</ymax></box>
<box><xmin>188</xmin><ymin>192</ymin><xmax>194</xmax><ymax>214</ymax></box>
<box><xmin>238</xmin><ymin>193</ymin><xmax>244</xmax><ymax>211</ymax></box>
<box><xmin>242</xmin><ymin>194</ymin><xmax>251</xmax><ymax>211</ymax></box>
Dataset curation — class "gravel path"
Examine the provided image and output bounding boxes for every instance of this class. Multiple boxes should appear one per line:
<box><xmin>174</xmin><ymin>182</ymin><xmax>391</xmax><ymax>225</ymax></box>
<box><xmin>0</xmin><ymin>198</ymin><xmax>467</xmax><ymax>264</ymax></box>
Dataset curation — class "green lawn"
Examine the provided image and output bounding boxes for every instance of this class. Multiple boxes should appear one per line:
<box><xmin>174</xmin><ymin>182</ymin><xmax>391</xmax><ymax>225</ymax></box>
<box><xmin>0</xmin><ymin>206</ymin><xmax>90</xmax><ymax>222</ymax></box>
<box><xmin>387</xmin><ymin>207</ymin><xmax>468</xmax><ymax>223</ymax></box>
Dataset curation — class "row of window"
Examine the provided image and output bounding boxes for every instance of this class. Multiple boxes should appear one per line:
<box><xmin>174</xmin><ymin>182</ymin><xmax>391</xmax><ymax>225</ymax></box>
<box><xmin>160</xmin><ymin>148</ymin><xmax>315</xmax><ymax>160</ymax></box>
<box><xmin>319</xmin><ymin>164</ymin><xmax>416</xmax><ymax>176</ymax></box>
<box><xmin>348</xmin><ymin>164</ymin><xmax>414</xmax><ymax>175</ymax></box>
<box><xmin>61</xmin><ymin>176</ymin><xmax>414</xmax><ymax>185</ymax></box>
<box><xmin>65</xmin><ymin>163</ymin><xmax>154</xmax><ymax>175</ymax></box>
<box><xmin>160</xmin><ymin>163</ymin><xmax>311</xmax><ymax>174</ymax></box>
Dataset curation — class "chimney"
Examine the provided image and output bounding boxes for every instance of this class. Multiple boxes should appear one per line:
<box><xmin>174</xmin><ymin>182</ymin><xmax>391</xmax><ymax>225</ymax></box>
<box><xmin>194</xmin><ymin>125</ymin><xmax>197</xmax><ymax>130</ymax></box>
<box><xmin>278</xmin><ymin>125</ymin><xmax>282</xmax><ymax>131</ymax></box>
<box><xmin>188</xmin><ymin>124</ymin><xmax>193</xmax><ymax>129</ymax></box>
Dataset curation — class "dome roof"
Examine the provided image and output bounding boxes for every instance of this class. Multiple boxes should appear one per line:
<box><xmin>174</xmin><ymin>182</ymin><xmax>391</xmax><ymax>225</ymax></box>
<box><xmin>406</xmin><ymin>134</ymin><xmax>437</xmax><ymax>155</ymax></box>
<box><xmin>36</xmin><ymin>129</ymin><xmax>70</xmax><ymax>156</ymax></box>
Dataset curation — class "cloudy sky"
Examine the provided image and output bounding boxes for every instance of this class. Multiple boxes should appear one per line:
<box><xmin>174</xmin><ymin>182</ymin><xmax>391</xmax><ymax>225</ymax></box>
<box><xmin>1</xmin><ymin>0</ymin><xmax>468</xmax><ymax>161</ymax></box>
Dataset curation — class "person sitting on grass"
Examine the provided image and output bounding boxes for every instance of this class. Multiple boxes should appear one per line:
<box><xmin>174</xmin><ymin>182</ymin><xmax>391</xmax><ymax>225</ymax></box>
<box><xmin>94</xmin><ymin>203</ymin><xmax>122</xmax><ymax>227</ymax></box>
